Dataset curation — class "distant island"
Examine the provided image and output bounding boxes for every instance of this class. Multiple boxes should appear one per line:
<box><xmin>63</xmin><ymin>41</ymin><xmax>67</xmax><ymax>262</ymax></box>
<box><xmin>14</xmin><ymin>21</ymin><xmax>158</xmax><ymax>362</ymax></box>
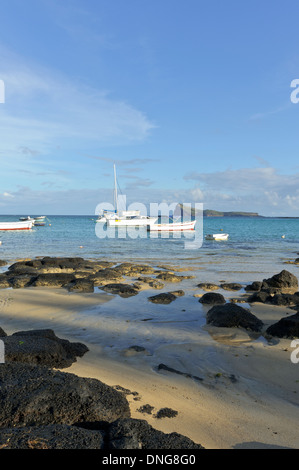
<box><xmin>177</xmin><ymin>204</ymin><xmax>262</xmax><ymax>218</ymax></box>
<box><xmin>202</xmin><ymin>209</ymin><xmax>262</xmax><ymax>217</ymax></box>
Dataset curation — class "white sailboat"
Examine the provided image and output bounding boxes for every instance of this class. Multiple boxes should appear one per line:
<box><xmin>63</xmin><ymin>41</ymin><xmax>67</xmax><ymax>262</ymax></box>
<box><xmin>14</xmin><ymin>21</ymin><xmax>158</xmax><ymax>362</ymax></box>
<box><xmin>96</xmin><ymin>165</ymin><xmax>119</xmax><ymax>223</ymax></box>
<box><xmin>107</xmin><ymin>212</ymin><xmax>158</xmax><ymax>226</ymax></box>
<box><xmin>97</xmin><ymin>164</ymin><xmax>158</xmax><ymax>226</ymax></box>
<box><xmin>96</xmin><ymin>210</ymin><xmax>116</xmax><ymax>223</ymax></box>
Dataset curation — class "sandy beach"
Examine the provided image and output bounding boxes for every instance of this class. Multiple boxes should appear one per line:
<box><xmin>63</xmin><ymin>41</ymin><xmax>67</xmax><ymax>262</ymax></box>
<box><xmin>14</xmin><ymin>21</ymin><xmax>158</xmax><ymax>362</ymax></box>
<box><xmin>0</xmin><ymin>276</ymin><xmax>299</xmax><ymax>449</ymax></box>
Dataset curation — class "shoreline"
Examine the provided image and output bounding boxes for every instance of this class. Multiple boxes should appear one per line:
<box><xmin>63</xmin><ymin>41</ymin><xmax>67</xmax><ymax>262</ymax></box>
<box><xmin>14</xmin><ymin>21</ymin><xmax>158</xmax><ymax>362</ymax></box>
<box><xmin>0</xmin><ymin>259</ymin><xmax>299</xmax><ymax>448</ymax></box>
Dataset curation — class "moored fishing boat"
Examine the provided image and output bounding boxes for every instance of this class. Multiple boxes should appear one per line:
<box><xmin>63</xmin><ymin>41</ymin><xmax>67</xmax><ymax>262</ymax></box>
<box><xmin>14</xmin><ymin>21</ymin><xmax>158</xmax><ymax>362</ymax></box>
<box><xmin>147</xmin><ymin>220</ymin><xmax>196</xmax><ymax>232</ymax></box>
<box><xmin>19</xmin><ymin>216</ymin><xmax>47</xmax><ymax>226</ymax></box>
<box><xmin>19</xmin><ymin>216</ymin><xmax>35</xmax><ymax>222</ymax></box>
<box><xmin>0</xmin><ymin>220</ymin><xmax>33</xmax><ymax>231</ymax></box>
<box><xmin>108</xmin><ymin>211</ymin><xmax>158</xmax><ymax>227</ymax></box>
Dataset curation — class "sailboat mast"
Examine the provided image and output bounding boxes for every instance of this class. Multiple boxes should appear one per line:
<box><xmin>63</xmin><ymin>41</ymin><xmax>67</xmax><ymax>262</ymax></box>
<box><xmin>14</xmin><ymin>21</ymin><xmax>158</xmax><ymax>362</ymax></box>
<box><xmin>113</xmin><ymin>163</ymin><xmax>118</xmax><ymax>213</ymax></box>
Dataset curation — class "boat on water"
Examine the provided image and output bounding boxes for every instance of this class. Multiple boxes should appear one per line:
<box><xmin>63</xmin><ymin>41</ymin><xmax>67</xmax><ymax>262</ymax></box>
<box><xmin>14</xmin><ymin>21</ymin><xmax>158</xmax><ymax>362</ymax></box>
<box><xmin>96</xmin><ymin>164</ymin><xmax>157</xmax><ymax>226</ymax></box>
<box><xmin>19</xmin><ymin>216</ymin><xmax>46</xmax><ymax>226</ymax></box>
<box><xmin>96</xmin><ymin>210</ymin><xmax>115</xmax><ymax>223</ymax></box>
<box><xmin>108</xmin><ymin>212</ymin><xmax>158</xmax><ymax>227</ymax></box>
<box><xmin>205</xmin><ymin>233</ymin><xmax>229</xmax><ymax>241</ymax></box>
<box><xmin>0</xmin><ymin>220</ymin><xmax>33</xmax><ymax>231</ymax></box>
<box><xmin>19</xmin><ymin>216</ymin><xmax>35</xmax><ymax>222</ymax></box>
<box><xmin>147</xmin><ymin>219</ymin><xmax>196</xmax><ymax>232</ymax></box>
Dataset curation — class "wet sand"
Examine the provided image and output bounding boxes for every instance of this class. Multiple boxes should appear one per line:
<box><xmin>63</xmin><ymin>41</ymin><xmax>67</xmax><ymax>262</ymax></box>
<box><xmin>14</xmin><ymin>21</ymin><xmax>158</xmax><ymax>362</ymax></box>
<box><xmin>0</xmin><ymin>282</ymin><xmax>299</xmax><ymax>449</ymax></box>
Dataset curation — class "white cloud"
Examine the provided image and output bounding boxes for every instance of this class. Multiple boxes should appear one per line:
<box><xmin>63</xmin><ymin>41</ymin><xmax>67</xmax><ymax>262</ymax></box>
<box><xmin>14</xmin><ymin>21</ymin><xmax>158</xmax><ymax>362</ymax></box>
<box><xmin>183</xmin><ymin>166</ymin><xmax>299</xmax><ymax>216</ymax></box>
<box><xmin>0</xmin><ymin>46</ymin><xmax>155</xmax><ymax>164</ymax></box>
<box><xmin>1</xmin><ymin>173</ymin><xmax>299</xmax><ymax>216</ymax></box>
<box><xmin>190</xmin><ymin>187</ymin><xmax>204</xmax><ymax>201</ymax></box>
<box><xmin>248</xmin><ymin>104</ymin><xmax>290</xmax><ymax>121</ymax></box>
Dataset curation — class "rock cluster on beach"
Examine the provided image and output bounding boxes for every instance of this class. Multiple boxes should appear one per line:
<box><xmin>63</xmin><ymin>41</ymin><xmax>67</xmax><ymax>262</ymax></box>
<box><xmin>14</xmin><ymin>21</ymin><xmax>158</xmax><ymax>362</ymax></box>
<box><xmin>0</xmin><ymin>257</ymin><xmax>204</xmax><ymax>448</ymax></box>
<box><xmin>2</xmin><ymin>257</ymin><xmax>299</xmax><ymax>448</ymax></box>
<box><xmin>0</xmin><ymin>257</ymin><xmax>194</xmax><ymax>299</ymax></box>
<box><xmin>203</xmin><ymin>269</ymin><xmax>299</xmax><ymax>339</ymax></box>
<box><xmin>1</xmin><ymin>257</ymin><xmax>299</xmax><ymax>340</ymax></box>
<box><xmin>246</xmin><ymin>269</ymin><xmax>298</xmax><ymax>295</ymax></box>
<box><xmin>0</xmin><ymin>325</ymin><xmax>204</xmax><ymax>450</ymax></box>
<box><xmin>244</xmin><ymin>270</ymin><xmax>299</xmax><ymax>338</ymax></box>
<box><xmin>194</xmin><ymin>268</ymin><xmax>299</xmax><ymax>339</ymax></box>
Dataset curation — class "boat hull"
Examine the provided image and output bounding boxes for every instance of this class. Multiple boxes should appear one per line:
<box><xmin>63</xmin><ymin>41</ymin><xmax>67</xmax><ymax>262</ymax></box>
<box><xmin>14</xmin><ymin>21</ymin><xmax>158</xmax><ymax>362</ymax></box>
<box><xmin>147</xmin><ymin>220</ymin><xmax>196</xmax><ymax>232</ymax></box>
<box><xmin>205</xmin><ymin>233</ymin><xmax>229</xmax><ymax>241</ymax></box>
<box><xmin>107</xmin><ymin>217</ymin><xmax>158</xmax><ymax>227</ymax></box>
<box><xmin>0</xmin><ymin>221</ymin><xmax>33</xmax><ymax>231</ymax></box>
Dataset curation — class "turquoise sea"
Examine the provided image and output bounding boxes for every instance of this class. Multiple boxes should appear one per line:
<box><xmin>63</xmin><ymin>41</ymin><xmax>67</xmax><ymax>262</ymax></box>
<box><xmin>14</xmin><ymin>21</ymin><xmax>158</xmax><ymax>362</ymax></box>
<box><xmin>0</xmin><ymin>214</ymin><xmax>298</xmax><ymax>283</ymax></box>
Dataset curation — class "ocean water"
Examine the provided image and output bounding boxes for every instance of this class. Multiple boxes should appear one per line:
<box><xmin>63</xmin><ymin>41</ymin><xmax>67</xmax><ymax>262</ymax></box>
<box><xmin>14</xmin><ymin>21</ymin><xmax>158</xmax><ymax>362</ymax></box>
<box><xmin>0</xmin><ymin>214</ymin><xmax>298</xmax><ymax>283</ymax></box>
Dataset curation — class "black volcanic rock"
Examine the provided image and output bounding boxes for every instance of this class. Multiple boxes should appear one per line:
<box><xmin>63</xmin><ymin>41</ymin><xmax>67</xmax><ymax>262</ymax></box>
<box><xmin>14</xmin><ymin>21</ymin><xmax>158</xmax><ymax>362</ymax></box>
<box><xmin>206</xmin><ymin>303</ymin><xmax>264</xmax><ymax>332</ymax></box>
<box><xmin>0</xmin><ymin>363</ymin><xmax>130</xmax><ymax>428</ymax></box>
<box><xmin>32</xmin><ymin>273</ymin><xmax>76</xmax><ymax>287</ymax></box>
<box><xmin>197</xmin><ymin>283</ymin><xmax>219</xmax><ymax>291</ymax></box>
<box><xmin>262</xmin><ymin>270</ymin><xmax>298</xmax><ymax>292</ymax></box>
<box><xmin>113</xmin><ymin>263</ymin><xmax>155</xmax><ymax>275</ymax></box>
<box><xmin>199</xmin><ymin>292</ymin><xmax>226</xmax><ymax>305</ymax></box>
<box><xmin>156</xmin><ymin>273</ymin><xmax>183</xmax><ymax>283</ymax></box>
<box><xmin>268</xmin><ymin>293</ymin><xmax>299</xmax><ymax>307</ymax></box>
<box><xmin>248</xmin><ymin>291</ymin><xmax>299</xmax><ymax>307</ymax></box>
<box><xmin>0</xmin><ymin>327</ymin><xmax>7</xmax><ymax>337</ymax></box>
<box><xmin>0</xmin><ymin>424</ymin><xmax>105</xmax><ymax>449</ymax></box>
<box><xmin>0</xmin><ymin>418</ymin><xmax>204</xmax><ymax>449</ymax></box>
<box><xmin>247</xmin><ymin>291</ymin><xmax>271</xmax><ymax>304</ymax></box>
<box><xmin>107</xmin><ymin>418</ymin><xmax>204</xmax><ymax>449</ymax></box>
<box><xmin>100</xmin><ymin>283</ymin><xmax>139</xmax><ymax>297</ymax></box>
<box><xmin>3</xmin><ymin>329</ymin><xmax>88</xmax><ymax>368</ymax></box>
<box><xmin>148</xmin><ymin>292</ymin><xmax>177</xmax><ymax>304</ymax></box>
<box><xmin>39</xmin><ymin>257</ymin><xmax>85</xmax><ymax>269</ymax></box>
<box><xmin>266</xmin><ymin>312</ymin><xmax>299</xmax><ymax>338</ymax></box>
<box><xmin>0</xmin><ymin>274</ymin><xmax>11</xmax><ymax>289</ymax></box>
<box><xmin>66</xmin><ymin>278</ymin><xmax>94</xmax><ymax>293</ymax></box>
<box><xmin>220</xmin><ymin>283</ymin><xmax>242</xmax><ymax>291</ymax></box>
<box><xmin>245</xmin><ymin>281</ymin><xmax>262</xmax><ymax>292</ymax></box>
<box><xmin>89</xmin><ymin>268</ymin><xmax>123</xmax><ymax>285</ymax></box>
<box><xmin>8</xmin><ymin>275</ymin><xmax>37</xmax><ymax>288</ymax></box>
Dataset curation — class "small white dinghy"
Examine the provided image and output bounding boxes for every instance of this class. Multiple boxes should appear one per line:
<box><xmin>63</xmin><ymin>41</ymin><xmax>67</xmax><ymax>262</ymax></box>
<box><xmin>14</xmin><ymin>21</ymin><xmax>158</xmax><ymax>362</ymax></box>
<box><xmin>205</xmin><ymin>233</ymin><xmax>229</xmax><ymax>241</ymax></box>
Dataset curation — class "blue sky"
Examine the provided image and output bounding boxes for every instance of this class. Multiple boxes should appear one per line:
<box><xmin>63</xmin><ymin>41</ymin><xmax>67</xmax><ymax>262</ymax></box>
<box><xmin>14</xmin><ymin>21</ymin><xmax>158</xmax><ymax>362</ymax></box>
<box><xmin>0</xmin><ymin>0</ymin><xmax>299</xmax><ymax>215</ymax></box>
